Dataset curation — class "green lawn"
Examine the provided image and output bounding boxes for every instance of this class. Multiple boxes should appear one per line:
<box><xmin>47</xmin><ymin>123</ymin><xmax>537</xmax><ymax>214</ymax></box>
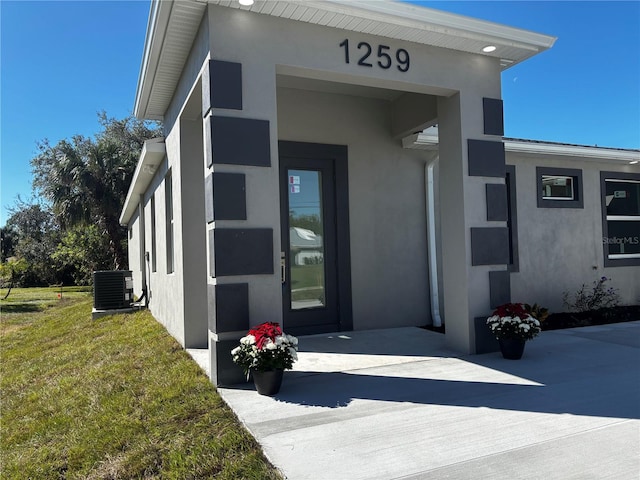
<box><xmin>0</xmin><ymin>285</ymin><xmax>91</xmax><ymax>314</ymax></box>
<box><xmin>0</xmin><ymin>288</ymin><xmax>281</xmax><ymax>479</ymax></box>
<box><xmin>290</xmin><ymin>264</ymin><xmax>325</xmax><ymax>302</ymax></box>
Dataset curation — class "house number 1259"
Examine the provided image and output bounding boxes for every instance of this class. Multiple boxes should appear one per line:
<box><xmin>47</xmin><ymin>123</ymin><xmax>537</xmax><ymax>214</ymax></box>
<box><xmin>339</xmin><ymin>39</ymin><xmax>410</xmax><ymax>72</ymax></box>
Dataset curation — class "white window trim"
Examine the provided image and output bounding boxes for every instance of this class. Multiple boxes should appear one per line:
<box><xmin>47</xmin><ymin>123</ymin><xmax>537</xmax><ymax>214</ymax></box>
<box><xmin>542</xmin><ymin>174</ymin><xmax>575</xmax><ymax>201</ymax></box>
<box><xmin>602</xmin><ymin>174</ymin><xmax>640</xmax><ymax>263</ymax></box>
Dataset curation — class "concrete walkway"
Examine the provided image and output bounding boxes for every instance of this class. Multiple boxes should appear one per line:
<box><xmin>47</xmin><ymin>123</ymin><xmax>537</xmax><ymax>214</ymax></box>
<box><xmin>217</xmin><ymin>322</ymin><xmax>640</xmax><ymax>480</ymax></box>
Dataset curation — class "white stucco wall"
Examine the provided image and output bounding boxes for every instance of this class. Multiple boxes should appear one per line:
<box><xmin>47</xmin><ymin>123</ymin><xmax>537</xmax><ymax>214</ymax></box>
<box><xmin>508</xmin><ymin>153</ymin><xmax>639</xmax><ymax>311</ymax></box>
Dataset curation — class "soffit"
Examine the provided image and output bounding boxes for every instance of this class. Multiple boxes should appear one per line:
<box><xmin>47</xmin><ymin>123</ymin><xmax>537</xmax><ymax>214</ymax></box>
<box><xmin>135</xmin><ymin>0</ymin><xmax>556</xmax><ymax>120</ymax></box>
<box><xmin>135</xmin><ymin>0</ymin><xmax>207</xmax><ymax>120</ymax></box>
<box><xmin>120</xmin><ymin>138</ymin><xmax>166</xmax><ymax>226</ymax></box>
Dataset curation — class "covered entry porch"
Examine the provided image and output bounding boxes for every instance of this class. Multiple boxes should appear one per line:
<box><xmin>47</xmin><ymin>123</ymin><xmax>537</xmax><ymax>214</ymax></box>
<box><xmin>128</xmin><ymin>0</ymin><xmax>557</xmax><ymax>387</ymax></box>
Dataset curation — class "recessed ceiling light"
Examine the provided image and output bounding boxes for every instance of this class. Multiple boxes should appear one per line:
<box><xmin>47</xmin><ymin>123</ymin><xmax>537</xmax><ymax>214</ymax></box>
<box><xmin>482</xmin><ymin>45</ymin><xmax>497</xmax><ymax>53</ymax></box>
<box><xmin>239</xmin><ymin>0</ymin><xmax>254</xmax><ymax>5</ymax></box>
<box><xmin>630</xmin><ymin>160</ymin><xmax>639</xmax><ymax>165</ymax></box>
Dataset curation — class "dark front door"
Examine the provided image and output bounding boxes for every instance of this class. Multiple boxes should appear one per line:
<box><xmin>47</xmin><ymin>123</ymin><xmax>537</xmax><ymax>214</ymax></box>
<box><xmin>279</xmin><ymin>141</ymin><xmax>352</xmax><ymax>336</ymax></box>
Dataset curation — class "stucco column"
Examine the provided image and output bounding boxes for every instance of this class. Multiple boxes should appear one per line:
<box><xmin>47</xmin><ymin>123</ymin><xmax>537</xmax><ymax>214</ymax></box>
<box><xmin>180</xmin><ymin>117</ymin><xmax>208</xmax><ymax>349</ymax></box>
<box><xmin>202</xmin><ymin>55</ymin><xmax>283</xmax><ymax>385</ymax></box>
<box><xmin>438</xmin><ymin>91</ymin><xmax>509</xmax><ymax>353</ymax></box>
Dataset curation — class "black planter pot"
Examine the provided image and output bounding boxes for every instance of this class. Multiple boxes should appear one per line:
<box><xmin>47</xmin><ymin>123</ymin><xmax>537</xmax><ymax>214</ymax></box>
<box><xmin>251</xmin><ymin>369</ymin><xmax>284</xmax><ymax>396</ymax></box>
<box><xmin>498</xmin><ymin>338</ymin><xmax>526</xmax><ymax>360</ymax></box>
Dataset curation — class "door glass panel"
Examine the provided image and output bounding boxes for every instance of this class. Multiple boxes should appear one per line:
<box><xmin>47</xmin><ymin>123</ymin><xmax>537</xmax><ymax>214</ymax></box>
<box><xmin>288</xmin><ymin>169</ymin><xmax>325</xmax><ymax>310</ymax></box>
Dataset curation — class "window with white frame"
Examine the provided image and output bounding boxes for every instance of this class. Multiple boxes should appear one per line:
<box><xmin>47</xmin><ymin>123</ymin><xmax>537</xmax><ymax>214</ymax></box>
<box><xmin>537</xmin><ymin>166</ymin><xmax>583</xmax><ymax>208</ymax></box>
<box><xmin>601</xmin><ymin>172</ymin><xmax>640</xmax><ymax>266</ymax></box>
<box><xmin>541</xmin><ymin>175</ymin><xmax>574</xmax><ymax>200</ymax></box>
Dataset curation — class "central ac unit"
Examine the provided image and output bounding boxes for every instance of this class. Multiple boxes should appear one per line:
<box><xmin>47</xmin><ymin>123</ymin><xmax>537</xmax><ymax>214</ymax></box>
<box><xmin>93</xmin><ymin>270</ymin><xmax>134</xmax><ymax>310</ymax></box>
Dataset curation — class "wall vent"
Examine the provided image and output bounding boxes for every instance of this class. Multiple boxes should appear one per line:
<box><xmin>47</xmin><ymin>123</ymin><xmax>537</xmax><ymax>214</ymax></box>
<box><xmin>93</xmin><ymin>270</ymin><xmax>134</xmax><ymax>310</ymax></box>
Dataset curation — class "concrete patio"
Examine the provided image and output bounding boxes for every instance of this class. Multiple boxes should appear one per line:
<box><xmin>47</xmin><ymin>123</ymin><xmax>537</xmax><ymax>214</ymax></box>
<box><xmin>207</xmin><ymin>322</ymin><xmax>640</xmax><ymax>479</ymax></box>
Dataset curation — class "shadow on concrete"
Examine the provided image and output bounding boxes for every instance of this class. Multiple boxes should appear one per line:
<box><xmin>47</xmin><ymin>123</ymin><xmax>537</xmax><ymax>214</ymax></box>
<box><xmin>222</xmin><ymin>323</ymin><xmax>640</xmax><ymax>421</ymax></box>
<box><xmin>227</xmin><ymin>323</ymin><xmax>640</xmax><ymax>420</ymax></box>
<box><xmin>267</xmin><ymin>365</ymin><xmax>640</xmax><ymax>420</ymax></box>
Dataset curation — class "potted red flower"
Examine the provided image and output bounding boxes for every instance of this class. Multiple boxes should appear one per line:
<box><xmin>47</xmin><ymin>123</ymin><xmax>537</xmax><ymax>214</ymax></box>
<box><xmin>486</xmin><ymin>303</ymin><xmax>541</xmax><ymax>359</ymax></box>
<box><xmin>231</xmin><ymin>322</ymin><xmax>298</xmax><ymax>395</ymax></box>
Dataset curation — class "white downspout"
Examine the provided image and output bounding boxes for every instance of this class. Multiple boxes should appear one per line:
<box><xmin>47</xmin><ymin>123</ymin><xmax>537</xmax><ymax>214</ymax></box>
<box><xmin>425</xmin><ymin>156</ymin><xmax>442</xmax><ymax>327</ymax></box>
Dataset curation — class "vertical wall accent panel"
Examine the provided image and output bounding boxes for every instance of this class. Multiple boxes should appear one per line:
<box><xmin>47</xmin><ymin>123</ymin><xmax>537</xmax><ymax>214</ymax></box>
<box><xmin>214</xmin><ymin>283</ymin><xmax>250</xmax><ymax>333</ymax></box>
<box><xmin>483</xmin><ymin>97</ymin><xmax>504</xmax><ymax>136</ymax></box>
<box><xmin>202</xmin><ymin>60</ymin><xmax>243</xmax><ymax>114</ymax></box>
<box><xmin>489</xmin><ymin>270</ymin><xmax>511</xmax><ymax>308</ymax></box>
<box><xmin>474</xmin><ymin>317</ymin><xmax>500</xmax><ymax>354</ymax></box>
<box><xmin>211</xmin><ymin>116</ymin><xmax>271</xmax><ymax>167</ymax></box>
<box><xmin>205</xmin><ymin>174</ymin><xmax>214</xmax><ymax>224</ymax></box>
<box><xmin>468</xmin><ymin>139</ymin><xmax>506</xmax><ymax>177</ymax></box>
<box><xmin>471</xmin><ymin>227</ymin><xmax>510</xmax><ymax>265</ymax></box>
<box><xmin>214</xmin><ymin>228</ymin><xmax>273</xmax><ymax>276</ymax></box>
<box><xmin>486</xmin><ymin>183</ymin><xmax>508</xmax><ymax>221</ymax></box>
<box><xmin>211</xmin><ymin>339</ymin><xmax>245</xmax><ymax>386</ymax></box>
<box><xmin>213</xmin><ymin>172</ymin><xmax>247</xmax><ymax>220</ymax></box>
<box><xmin>211</xmin><ymin>60</ymin><xmax>243</xmax><ymax>110</ymax></box>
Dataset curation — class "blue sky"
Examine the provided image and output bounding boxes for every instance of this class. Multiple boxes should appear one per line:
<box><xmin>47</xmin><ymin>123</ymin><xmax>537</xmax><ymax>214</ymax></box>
<box><xmin>1</xmin><ymin>1</ymin><xmax>639</xmax><ymax>226</ymax></box>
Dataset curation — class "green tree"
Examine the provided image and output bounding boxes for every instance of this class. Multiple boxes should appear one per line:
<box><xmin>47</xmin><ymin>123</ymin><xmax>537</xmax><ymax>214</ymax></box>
<box><xmin>289</xmin><ymin>212</ymin><xmax>323</xmax><ymax>235</ymax></box>
<box><xmin>1</xmin><ymin>225</ymin><xmax>17</xmax><ymax>262</ymax></box>
<box><xmin>4</xmin><ymin>199</ymin><xmax>61</xmax><ymax>286</ymax></box>
<box><xmin>52</xmin><ymin>225</ymin><xmax>113</xmax><ymax>285</ymax></box>
<box><xmin>31</xmin><ymin>113</ymin><xmax>161</xmax><ymax>270</ymax></box>
<box><xmin>0</xmin><ymin>258</ymin><xmax>28</xmax><ymax>299</ymax></box>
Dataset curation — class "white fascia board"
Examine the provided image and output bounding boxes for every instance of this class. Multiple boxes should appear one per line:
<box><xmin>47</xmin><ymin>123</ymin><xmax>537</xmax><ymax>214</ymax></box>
<box><xmin>136</xmin><ymin>0</ymin><xmax>556</xmax><ymax>118</ymax></box>
<box><xmin>407</xmin><ymin>132</ymin><xmax>640</xmax><ymax>164</ymax></box>
<box><xmin>320</xmin><ymin>0</ymin><xmax>556</xmax><ymax>50</ymax></box>
<box><xmin>119</xmin><ymin>138</ymin><xmax>166</xmax><ymax>226</ymax></box>
<box><xmin>134</xmin><ymin>0</ymin><xmax>172</xmax><ymax>120</ymax></box>
<box><xmin>505</xmin><ymin>140</ymin><xmax>640</xmax><ymax>163</ymax></box>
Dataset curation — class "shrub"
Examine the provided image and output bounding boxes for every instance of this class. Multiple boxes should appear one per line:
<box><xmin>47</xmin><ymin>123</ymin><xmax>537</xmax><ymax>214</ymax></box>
<box><xmin>524</xmin><ymin>303</ymin><xmax>549</xmax><ymax>323</ymax></box>
<box><xmin>562</xmin><ymin>276</ymin><xmax>620</xmax><ymax>312</ymax></box>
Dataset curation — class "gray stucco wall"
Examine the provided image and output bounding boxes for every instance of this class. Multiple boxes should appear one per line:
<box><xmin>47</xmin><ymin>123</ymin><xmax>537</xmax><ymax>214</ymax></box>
<box><xmin>127</xmin><ymin>211</ymin><xmax>142</xmax><ymax>296</ymax></box>
<box><xmin>277</xmin><ymin>87</ymin><xmax>431</xmax><ymax>329</ymax></box>
<box><xmin>206</xmin><ymin>4</ymin><xmax>503</xmax><ymax>349</ymax></box>
<box><xmin>129</xmin><ymin>2</ymin><xmax>508</xmax><ymax>366</ymax></box>
<box><xmin>508</xmin><ymin>153</ymin><xmax>639</xmax><ymax>311</ymax></box>
<box><xmin>125</xmin><ymin>11</ymin><xmax>211</xmax><ymax>348</ymax></box>
<box><xmin>142</xmin><ymin>145</ymin><xmax>186</xmax><ymax>345</ymax></box>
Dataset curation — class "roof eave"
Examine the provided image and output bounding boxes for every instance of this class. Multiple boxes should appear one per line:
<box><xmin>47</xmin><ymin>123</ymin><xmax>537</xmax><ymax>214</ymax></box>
<box><xmin>135</xmin><ymin>0</ymin><xmax>556</xmax><ymax>120</ymax></box>
<box><xmin>134</xmin><ymin>0</ymin><xmax>173</xmax><ymax>120</ymax></box>
<box><xmin>119</xmin><ymin>138</ymin><xmax>166</xmax><ymax>226</ymax></box>
<box><xmin>406</xmin><ymin>133</ymin><xmax>640</xmax><ymax>164</ymax></box>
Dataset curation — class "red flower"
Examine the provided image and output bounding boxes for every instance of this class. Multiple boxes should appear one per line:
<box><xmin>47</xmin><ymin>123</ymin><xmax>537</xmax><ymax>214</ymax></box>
<box><xmin>492</xmin><ymin>303</ymin><xmax>528</xmax><ymax>319</ymax></box>
<box><xmin>248</xmin><ymin>322</ymin><xmax>283</xmax><ymax>350</ymax></box>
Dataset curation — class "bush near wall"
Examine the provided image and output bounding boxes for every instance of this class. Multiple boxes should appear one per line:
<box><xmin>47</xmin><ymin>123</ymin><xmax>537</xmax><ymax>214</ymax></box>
<box><xmin>541</xmin><ymin>305</ymin><xmax>640</xmax><ymax>331</ymax></box>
